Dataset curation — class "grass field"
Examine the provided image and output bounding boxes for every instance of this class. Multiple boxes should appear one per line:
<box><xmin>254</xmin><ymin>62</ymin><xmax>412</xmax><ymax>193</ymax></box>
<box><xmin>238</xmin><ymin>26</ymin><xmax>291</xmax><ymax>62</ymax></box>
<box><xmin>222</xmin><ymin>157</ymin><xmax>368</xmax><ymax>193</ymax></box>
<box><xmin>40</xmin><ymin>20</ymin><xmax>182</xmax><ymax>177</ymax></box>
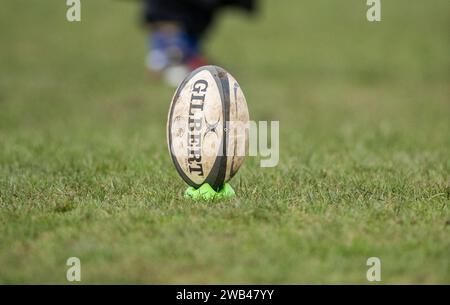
<box><xmin>0</xmin><ymin>0</ymin><xmax>449</xmax><ymax>284</ymax></box>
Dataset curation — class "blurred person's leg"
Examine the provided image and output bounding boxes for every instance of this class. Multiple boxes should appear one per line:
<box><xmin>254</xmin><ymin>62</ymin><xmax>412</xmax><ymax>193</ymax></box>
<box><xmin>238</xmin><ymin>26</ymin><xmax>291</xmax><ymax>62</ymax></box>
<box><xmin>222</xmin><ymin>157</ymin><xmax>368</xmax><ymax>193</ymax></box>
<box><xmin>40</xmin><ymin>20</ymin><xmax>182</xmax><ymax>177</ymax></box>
<box><xmin>142</xmin><ymin>0</ymin><xmax>256</xmax><ymax>86</ymax></box>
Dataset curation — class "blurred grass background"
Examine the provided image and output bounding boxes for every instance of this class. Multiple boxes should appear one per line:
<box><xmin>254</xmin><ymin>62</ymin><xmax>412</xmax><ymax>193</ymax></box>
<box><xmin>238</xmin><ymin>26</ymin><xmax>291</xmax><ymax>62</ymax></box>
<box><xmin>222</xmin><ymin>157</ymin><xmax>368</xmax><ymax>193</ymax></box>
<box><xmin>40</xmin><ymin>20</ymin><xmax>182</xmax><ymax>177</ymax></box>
<box><xmin>0</xmin><ymin>0</ymin><xmax>449</xmax><ymax>283</ymax></box>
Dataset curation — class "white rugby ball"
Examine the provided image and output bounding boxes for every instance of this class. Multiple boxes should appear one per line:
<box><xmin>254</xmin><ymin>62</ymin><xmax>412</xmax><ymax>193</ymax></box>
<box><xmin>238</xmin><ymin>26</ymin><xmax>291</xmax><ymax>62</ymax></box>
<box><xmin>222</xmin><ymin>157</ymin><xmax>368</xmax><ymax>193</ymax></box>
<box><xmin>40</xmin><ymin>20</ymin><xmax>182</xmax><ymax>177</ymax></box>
<box><xmin>167</xmin><ymin>65</ymin><xmax>249</xmax><ymax>190</ymax></box>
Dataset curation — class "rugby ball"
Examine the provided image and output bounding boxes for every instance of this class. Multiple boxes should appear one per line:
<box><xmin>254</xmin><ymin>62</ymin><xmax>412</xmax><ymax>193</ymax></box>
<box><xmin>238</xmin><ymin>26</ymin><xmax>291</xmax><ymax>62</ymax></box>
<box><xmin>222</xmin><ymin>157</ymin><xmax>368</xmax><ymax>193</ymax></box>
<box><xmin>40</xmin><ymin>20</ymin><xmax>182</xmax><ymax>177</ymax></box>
<box><xmin>167</xmin><ymin>65</ymin><xmax>249</xmax><ymax>190</ymax></box>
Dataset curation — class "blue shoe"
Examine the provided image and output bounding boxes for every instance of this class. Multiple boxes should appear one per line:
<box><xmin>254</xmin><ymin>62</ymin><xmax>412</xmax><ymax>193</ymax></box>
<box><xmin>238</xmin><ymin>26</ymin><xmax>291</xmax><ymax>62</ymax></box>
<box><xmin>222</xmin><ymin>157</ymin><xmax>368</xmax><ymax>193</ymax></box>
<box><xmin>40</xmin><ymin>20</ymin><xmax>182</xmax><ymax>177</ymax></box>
<box><xmin>146</xmin><ymin>25</ymin><xmax>207</xmax><ymax>86</ymax></box>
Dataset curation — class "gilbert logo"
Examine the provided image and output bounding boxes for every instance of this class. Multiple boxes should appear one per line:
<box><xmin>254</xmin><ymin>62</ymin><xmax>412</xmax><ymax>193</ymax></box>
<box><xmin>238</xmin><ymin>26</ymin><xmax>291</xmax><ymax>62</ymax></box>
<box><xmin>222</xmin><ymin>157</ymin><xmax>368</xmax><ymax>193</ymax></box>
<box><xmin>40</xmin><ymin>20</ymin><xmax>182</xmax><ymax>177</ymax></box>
<box><xmin>66</xmin><ymin>0</ymin><xmax>81</xmax><ymax>22</ymax></box>
<box><xmin>187</xmin><ymin>79</ymin><xmax>208</xmax><ymax>176</ymax></box>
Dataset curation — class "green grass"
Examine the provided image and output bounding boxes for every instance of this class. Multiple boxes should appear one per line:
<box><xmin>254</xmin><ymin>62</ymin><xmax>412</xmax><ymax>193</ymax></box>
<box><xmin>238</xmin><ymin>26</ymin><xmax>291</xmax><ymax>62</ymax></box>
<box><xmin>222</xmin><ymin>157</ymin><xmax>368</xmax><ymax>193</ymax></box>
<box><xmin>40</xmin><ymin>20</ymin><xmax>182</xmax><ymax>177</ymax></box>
<box><xmin>0</xmin><ymin>0</ymin><xmax>449</xmax><ymax>283</ymax></box>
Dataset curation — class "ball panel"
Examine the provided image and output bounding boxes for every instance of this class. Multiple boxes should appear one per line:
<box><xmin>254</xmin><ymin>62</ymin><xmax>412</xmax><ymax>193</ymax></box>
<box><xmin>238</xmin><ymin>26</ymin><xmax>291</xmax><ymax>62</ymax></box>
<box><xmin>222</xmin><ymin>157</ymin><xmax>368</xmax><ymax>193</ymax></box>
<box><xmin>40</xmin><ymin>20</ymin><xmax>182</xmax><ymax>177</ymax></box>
<box><xmin>224</xmin><ymin>73</ymin><xmax>249</xmax><ymax>181</ymax></box>
<box><xmin>204</xmin><ymin>66</ymin><xmax>229</xmax><ymax>189</ymax></box>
